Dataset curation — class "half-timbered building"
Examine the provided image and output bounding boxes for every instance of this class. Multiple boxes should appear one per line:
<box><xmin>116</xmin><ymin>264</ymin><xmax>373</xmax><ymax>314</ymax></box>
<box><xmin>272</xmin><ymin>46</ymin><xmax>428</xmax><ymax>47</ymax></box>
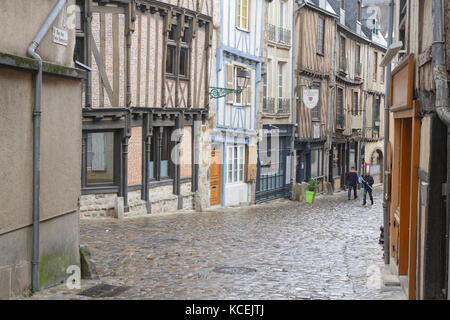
<box><xmin>294</xmin><ymin>0</ymin><xmax>336</xmax><ymax>191</ymax></box>
<box><xmin>75</xmin><ymin>0</ymin><xmax>213</xmax><ymax>218</ymax></box>
<box><xmin>256</xmin><ymin>0</ymin><xmax>294</xmax><ymax>203</ymax></box>
<box><xmin>361</xmin><ymin>4</ymin><xmax>386</xmax><ymax>185</ymax></box>
<box><xmin>327</xmin><ymin>0</ymin><xmax>370</xmax><ymax>191</ymax></box>
<box><xmin>209</xmin><ymin>0</ymin><xmax>264</xmax><ymax>207</ymax></box>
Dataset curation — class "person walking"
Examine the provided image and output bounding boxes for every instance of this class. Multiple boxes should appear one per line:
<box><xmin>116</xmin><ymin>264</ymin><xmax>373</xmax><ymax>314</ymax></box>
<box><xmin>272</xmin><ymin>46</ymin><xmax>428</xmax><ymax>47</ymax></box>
<box><xmin>346</xmin><ymin>166</ymin><xmax>358</xmax><ymax>200</ymax></box>
<box><xmin>361</xmin><ymin>172</ymin><xmax>375</xmax><ymax>206</ymax></box>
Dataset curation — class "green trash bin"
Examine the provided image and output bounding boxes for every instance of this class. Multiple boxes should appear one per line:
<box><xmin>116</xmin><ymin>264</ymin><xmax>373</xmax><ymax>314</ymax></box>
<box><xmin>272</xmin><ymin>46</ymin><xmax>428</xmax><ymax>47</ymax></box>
<box><xmin>305</xmin><ymin>190</ymin><xmax>316</xmax><ymax>204</ymax></box>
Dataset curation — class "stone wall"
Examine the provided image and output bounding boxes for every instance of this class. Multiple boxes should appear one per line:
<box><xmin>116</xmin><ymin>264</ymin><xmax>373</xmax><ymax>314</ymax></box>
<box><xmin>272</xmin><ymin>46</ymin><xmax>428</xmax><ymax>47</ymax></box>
<box><xmin>80</xmin><ymin>182</ymin><xmax>195</xmax><ymax>219</ymax></box>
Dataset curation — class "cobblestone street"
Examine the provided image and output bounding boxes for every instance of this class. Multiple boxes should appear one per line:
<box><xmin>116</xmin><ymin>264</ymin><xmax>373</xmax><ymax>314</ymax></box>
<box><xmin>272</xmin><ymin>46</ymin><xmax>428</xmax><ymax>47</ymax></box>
<box><xmin>30</xmin><ymin>186</ymin><xmax>405</xmax><ymax>300</ymax></box>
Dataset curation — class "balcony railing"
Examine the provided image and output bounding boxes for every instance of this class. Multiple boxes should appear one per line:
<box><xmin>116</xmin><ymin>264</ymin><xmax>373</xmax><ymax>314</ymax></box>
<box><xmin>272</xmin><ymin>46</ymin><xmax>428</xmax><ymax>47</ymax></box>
<box><xmin>339</xmin><ymin>56</ymin><xmax>348</xmax><ymax>74</ymax></box>
<box><xmin>263</xmin><ymin>97</ymin><xmax>275</xmax><ymax>113</ymax></box>
<box><xmin>277</xmin><ymin>98</ymin><xmax>290</xmax><ymax>114</ymax></box>
<box><xmin>278</xmin><ymin>27</ymin><xmax>291</xmax><ymax>45</ymax></box>
<box><xmin>265</xmin><ymin>23</ymin><xmax>277</xmax><ymax>43</ymax></box>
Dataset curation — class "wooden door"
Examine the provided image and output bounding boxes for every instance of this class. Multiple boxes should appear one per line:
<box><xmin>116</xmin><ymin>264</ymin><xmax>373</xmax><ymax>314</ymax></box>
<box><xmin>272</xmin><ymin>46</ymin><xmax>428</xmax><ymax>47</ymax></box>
<box><xmin>210</xmin><ymin>149</ymin><xmax>221</xmax><ymax>206</ymax></box>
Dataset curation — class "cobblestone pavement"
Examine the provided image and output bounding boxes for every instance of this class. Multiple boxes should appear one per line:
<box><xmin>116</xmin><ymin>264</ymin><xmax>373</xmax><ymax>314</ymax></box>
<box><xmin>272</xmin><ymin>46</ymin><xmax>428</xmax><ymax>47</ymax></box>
<box><xmin>29</xmin><ymin>186</ymin><xmax>405</xmax><ymax>300</ymax></box>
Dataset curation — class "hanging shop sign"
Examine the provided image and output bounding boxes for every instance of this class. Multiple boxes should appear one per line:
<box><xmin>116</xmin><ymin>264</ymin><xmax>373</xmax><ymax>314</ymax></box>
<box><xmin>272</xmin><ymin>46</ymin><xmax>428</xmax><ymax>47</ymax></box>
<box><xmin>302</xmin><ymin>89</ymin><xmax>319</xmax><ymax>109</ymax></box>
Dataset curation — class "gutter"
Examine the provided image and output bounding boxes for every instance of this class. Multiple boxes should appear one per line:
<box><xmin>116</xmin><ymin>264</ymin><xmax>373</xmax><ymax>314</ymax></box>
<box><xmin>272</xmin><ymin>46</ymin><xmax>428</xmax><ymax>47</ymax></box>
<box><xmin>382</xmin><ymin>0</ymin><xmax>394</xmax><ymax>266</ymax></box>
<box><xmin>27</xmin><ymin>0</ymin><xmax>67</xmax><ymax>294</ymax></box>
<box><xmin>431</xmin><ymin>0</ymin><xmax>450</xmax><ymax>300</ymax></box>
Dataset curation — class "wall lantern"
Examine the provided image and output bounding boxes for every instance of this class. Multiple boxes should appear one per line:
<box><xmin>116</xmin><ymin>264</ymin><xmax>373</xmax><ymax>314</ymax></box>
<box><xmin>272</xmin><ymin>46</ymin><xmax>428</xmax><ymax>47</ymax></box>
<box><xmin>209</xmin><ymin>68</ymin><xmax>251</xmax><ymax>99</ymax></box>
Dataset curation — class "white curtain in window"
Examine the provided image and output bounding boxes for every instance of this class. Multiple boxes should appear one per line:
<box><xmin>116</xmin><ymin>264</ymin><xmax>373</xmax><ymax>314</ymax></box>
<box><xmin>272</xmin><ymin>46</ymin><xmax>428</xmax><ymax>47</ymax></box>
<box><xmin>91</xmin><ymin>133</ymin><xmax>106</xmax><ymax>171</ymax></box>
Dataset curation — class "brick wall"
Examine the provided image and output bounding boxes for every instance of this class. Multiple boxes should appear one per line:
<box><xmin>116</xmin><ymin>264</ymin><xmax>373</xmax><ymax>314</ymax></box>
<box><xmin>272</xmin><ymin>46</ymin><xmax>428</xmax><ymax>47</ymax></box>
<box><xmin>128</xmin><ymin>126</ymin><xmax>142</xmax><ymax>186</ymax></box>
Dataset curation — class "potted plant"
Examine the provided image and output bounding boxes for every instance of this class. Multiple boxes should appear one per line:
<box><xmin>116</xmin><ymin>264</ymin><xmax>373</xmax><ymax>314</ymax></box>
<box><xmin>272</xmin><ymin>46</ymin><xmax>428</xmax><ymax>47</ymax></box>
<box><xmin>305</xmin><ymin>178</ymin><xmax>319</xmax><ymax>204</ymax></box>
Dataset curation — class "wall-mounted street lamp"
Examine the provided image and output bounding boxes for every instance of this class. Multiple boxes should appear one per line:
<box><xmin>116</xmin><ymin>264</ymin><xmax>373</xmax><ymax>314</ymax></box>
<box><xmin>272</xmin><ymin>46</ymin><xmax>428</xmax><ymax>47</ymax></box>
<box><xmin>209</xmin><ymin>68</ymin><xmax>251</xmax><ymax>99</ymax></box>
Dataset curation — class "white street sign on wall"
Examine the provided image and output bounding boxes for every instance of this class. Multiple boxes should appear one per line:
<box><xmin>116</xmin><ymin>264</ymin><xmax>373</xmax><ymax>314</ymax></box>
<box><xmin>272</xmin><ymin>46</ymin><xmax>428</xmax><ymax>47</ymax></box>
<box><xmin>302</xmin><ymin>89</ymin><xmax>319</xmax><ymax>109</ymax></box>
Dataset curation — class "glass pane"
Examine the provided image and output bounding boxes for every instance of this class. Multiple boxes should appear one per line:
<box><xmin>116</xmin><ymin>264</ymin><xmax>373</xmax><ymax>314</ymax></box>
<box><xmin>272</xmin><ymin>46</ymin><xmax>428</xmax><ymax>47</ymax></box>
<box><xmin>233</xmin><ymin>147</ymin><xmax>238</xmax><ymax>182</ymax></box>
<box><xmin>148</xmin><ymin>161</ymin><xmax>154</xmax><ymax>179</ymax></box>
<box><xmin>87</xmin><ymin>132</ymin><xmax>115</xmax><ymax>184</ymax></box>
<box><xmin>166</xmin><ymin>46</ymin><xmax>174</xmax><ymax>74</ymax></box>
<box><xmin>161</xmin><ymin>160</ymin><xmax>169</xmax><ymax>177</ymax></box>
<box><xmin>311</xmin><ymin>150</ymin><xmax>318</xmax><ymax>177</ymax></box>
<box><xmin>239</xmin><ymin>147</ymin><xmax>244</xmax><ymax>182</ymax></box>
<box><xmin>228</xmin><ymin>148</ymin><xmax>233</xmax><ymax>182</ymax></box>
<box><xmin>179</xmin><ymin>48</ymin><xmax>187</xmax><ymax>76</ymax></box>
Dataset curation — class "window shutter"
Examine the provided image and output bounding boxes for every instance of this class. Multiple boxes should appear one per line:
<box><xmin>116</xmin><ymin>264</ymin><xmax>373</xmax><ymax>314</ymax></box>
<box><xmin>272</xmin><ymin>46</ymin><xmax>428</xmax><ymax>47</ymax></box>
<box><xmin>226</xmin><ymin>63</ymin><xmax>234</xmax><ymax>104</ymax></box>
<box><xmin>246</xmin><ymin>74</ymin><xmax>252</xmax><ymax>106</ymax></box>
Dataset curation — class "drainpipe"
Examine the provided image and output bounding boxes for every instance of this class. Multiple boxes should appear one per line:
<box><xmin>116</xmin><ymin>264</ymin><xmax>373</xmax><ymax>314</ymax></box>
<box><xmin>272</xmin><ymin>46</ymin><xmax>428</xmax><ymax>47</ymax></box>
<box><xmin>361</xmin><ymin>43</ymin><xmax>370</xmax><ymax>178</ymax></box>
<box><xmin>290</xmin><ymin>0</ymin><xmax>307</xmax><ymax>198</ymax></box>
<box><xmin>328</xmin><ymin>20</ymin><xmax>337</xmax><ymax>186</ymax></box>
<box><xmin>27</xmin><ymin>0</ymin><xmax>67</xmax><ymax>294</ymax></box>
<box><xmin>431</xmin><ymin>0</ymin><xmax>450</xmax><ymax>300</ymax></box>
<box><xmin>383</xmin><ymin>0</ymin><xmax>394</xmax><ymax>265</ymax></box>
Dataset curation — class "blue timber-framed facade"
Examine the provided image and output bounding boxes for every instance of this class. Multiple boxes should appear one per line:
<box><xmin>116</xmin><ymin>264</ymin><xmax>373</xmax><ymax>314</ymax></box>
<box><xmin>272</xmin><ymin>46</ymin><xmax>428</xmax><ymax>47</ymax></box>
<box><xmin>211</xmin><ymin>0</ymin><xmax>265</xmax><ymax>207</ymax></box>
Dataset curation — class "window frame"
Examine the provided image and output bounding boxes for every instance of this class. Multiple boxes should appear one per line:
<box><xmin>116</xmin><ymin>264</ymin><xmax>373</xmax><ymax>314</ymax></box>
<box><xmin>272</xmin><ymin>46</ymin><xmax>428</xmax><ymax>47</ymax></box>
<box><xmin>237</xmin><ymin>0</ymin><xmax>249</xmax><ymax>31</ymax></box>
<box><xmin>352</xmin><ymin>91</ymin><xmax>359</xmax><ymax>116</ymax></box>
<box><xmin>148</xmin><ymin>126</ymin><xmax>175</xmax><ymax>182</ymax></box>
<box><xmin>373</xmin><ymin>51</ymin><xmax>378</xmax><ymax>82</ymax></box>
<box><xmin>316</xmin><ymin>15</ymin><xmax>325</xmax><ymax>56</ymax></box>
<box><xmin>226</xmin><ymin>145</ymin><xmax>245</xmax><ymax>184</ymax></box>
<box><xmin>165</xmin><ymin>19</ymin><xmax>191</xmax><ymax>79</ymax></box>
<box><xmin>82</xmin><ymin>130</ymin><xmax>121</xmax><ymax>190</ymax></box>
<box><xmin>310</xmin><ymin>148</ymin><xmax>324</xmax><ymax>178</ymax></box>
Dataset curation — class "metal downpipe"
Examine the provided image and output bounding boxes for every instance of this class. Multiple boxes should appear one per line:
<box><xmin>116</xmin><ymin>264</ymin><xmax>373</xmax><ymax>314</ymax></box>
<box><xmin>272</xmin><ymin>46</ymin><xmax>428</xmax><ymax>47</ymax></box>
<box><xmin>27</xmin><ymin>0</ymin><xmax>67</xmax><ymax>293</ymax></box>
<box><xmin>431</xmin><ymin>0</ymin><xmax>450</xmax><ymax>300</ymax></box>
<box><xmin>383</xmin><ymin>0</ymin><xmax>394</xmax><ymax>265</ymax></box>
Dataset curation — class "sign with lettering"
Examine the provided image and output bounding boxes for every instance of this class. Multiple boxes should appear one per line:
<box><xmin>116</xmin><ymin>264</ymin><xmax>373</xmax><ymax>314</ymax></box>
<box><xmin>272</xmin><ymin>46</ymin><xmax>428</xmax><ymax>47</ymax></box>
<box><xmin>53</xmin><ymin>27</ymin><xmax>68</xmax><ymax>46</ymax></box>
<box><xmin>302</xmin><ymin>89</ymin><xmax>319</xmax><ymax>109</ymax></box>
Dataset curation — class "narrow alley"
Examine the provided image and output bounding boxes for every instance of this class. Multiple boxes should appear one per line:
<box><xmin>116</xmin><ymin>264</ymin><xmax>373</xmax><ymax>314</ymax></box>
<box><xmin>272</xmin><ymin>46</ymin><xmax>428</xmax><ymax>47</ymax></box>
<box><xmin>30</xmin><ymin>187</ymin><xmax>405</xmax><ymax>300</ymax></box>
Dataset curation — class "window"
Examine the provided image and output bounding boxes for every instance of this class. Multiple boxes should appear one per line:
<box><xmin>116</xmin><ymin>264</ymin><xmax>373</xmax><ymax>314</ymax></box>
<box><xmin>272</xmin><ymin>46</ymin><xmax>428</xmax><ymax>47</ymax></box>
<box><xmin>279</xmin><ymin>0</ymin><xmax>286</xmax><ymax>28</ymax></box>
<box><xmin>149</xmin><ymin>127</ymin><xmax>173</xmax><ymax>180</ymax></box>
<box><xmin>278</xmin><ymin>62</ymin><xmax>284</xmax><ymax>99</ymax></box>
<box><xmin>337</xmin><ymin>88</ymin><xmax>344</xmax><ymax>128</ymax></box>
<box><xmin>317</xmin><ymin>16</ymin><xmax>325</xmax><ymax>55</ymax></box>
<box><xmin>373</xmin><ymin>98</ymin><xmax>380</xmax><ymax>136</ymax></box>
<box><xmin>349</xmin><ymin>143</ymin><xmax>356</xmax><ymax>170</ymax></box>
<box><xmin>373</xmin><ymin>52</ymin><xmax>378</xmax><ymax>81</ymax></box>
<box><xmin>311</xmin><ymin>84</ymin><xmax>320</xmax><ymax>120</ymax></box>
<box><xmin>86</xmin><ymin>132</ymin><xmax>117</xmax><ymax>185</ymax></box>
<box><xmin>262</xmin><ymin>72</ymin><xmax>268</xmax><ymax>100</ymax></box>
<box><xmin>355</xmin><ymin>44</ymin><xmax>361</xmax><ymax>76</ymax></box>
<box><xmin>339</xmin><ymin>36</ymin><xmax>346</xmax><ymax>71</ymax></box>
<box><xmin>381</xmin><ymin>54</ymin><xmax>385</xmax><ymax>82</ymax></box>
<box><xmin>166</xmin><ymin>45</ymin><xmax>176</xmax><ymax>74</ymax></box>
<box><xmin>352</xmin><ymin>91</ymin><xmax>358</xmax><ymax>115</ymax></box>
<box><xmin>165</xmin><ymin>20</ymin><xmax>191</xmax><ymax>77</ymax></box>
<box><xmin>237</xmin><ymin>0</ymin><xmax>249</xmax><ymax>30</ymax></box>
<box><xmin>332</xmin><ymin>146</ymin><xmax>340</xmax><ymax>177</ymax></box>
<box><xmin>74</xmin><ymin>0</ymin><xmax>85</xmax><ymax>63</ymax></box>
<box><xmin>227</xmin><ymin>145</ymin><xmax>245</xmax><ymax>183</ymax></box>
<box><xmin>179</xmin><ymin>48</ymin><xmax>188</xmax><ymax>77</ymax></box>
<box><xmin>310</xmin><ymin>148</ymin><xmax>323</xmax><ymax>178</ymax></box>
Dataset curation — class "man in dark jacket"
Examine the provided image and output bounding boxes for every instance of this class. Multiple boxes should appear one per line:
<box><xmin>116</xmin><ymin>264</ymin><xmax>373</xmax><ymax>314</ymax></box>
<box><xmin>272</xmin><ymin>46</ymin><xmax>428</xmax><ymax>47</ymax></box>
<box><xmin>346</xmin><ymin>166</ymin><xmax>358</xmax><ymax>200</ymax></box>
<box><xmin>361</xmin><ymin>173</ymin><xmax>375</xmax><ymax>205</ymax></box>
